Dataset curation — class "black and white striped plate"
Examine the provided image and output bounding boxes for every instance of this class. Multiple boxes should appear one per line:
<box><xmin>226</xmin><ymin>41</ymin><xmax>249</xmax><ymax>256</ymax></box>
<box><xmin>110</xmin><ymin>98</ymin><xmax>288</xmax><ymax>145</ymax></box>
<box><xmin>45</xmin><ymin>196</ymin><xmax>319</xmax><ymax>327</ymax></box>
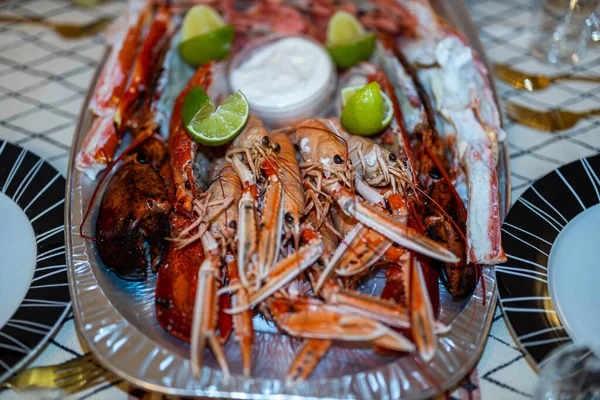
<box><xmin>0</xmin><ymin>140</ymin><xmax>70</xmax><ymax>383</ymax></box>
<box><xmin>497</xmin><ymin>154</ymin><xmax>600</xmax><ymax>369</ymax></box>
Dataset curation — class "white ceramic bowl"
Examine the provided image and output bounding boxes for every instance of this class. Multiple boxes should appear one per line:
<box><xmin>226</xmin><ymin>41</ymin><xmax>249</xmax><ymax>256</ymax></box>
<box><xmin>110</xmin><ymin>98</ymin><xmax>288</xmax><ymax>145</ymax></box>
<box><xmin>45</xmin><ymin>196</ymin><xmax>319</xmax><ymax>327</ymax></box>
<box><xmin>228</xmin><ymin>34</ymin><xmax>336</xmax><ymax>127</ymax></box>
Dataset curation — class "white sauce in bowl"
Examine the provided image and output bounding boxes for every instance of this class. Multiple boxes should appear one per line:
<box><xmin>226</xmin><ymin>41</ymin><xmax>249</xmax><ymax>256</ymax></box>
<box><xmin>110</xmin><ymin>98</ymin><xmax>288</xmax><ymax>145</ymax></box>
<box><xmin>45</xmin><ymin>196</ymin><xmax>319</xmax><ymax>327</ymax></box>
<box><xmin>230</xmin><ymin>37</ymin><xmax>334</xmax><ymax>116</ymax></box>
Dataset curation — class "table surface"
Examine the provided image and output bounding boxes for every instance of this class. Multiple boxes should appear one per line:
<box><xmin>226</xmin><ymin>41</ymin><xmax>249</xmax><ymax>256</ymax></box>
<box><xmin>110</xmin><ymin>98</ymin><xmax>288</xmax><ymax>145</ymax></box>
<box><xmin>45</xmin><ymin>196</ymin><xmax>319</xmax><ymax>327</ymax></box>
<box><xmin>1</xmin><ymin>0</ymin><xmax>600</xmax><ymax>398</ymax></box>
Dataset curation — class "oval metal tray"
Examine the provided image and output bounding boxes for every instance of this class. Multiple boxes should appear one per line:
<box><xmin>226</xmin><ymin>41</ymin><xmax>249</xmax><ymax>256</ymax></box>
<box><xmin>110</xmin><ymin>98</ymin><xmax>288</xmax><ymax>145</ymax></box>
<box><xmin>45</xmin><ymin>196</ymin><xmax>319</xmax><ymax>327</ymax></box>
<box><xmin>65</xmin><ymin>1</ymin><xmax>510</xmax><ymax>398</ymax></box>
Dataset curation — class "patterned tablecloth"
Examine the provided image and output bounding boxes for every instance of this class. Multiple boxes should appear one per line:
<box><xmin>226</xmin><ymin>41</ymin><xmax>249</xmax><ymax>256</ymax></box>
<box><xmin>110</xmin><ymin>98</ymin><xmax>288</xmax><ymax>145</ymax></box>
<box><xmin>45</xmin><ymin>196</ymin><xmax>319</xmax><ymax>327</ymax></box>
<box><xmin>1</xmin><ymin>0</ymin><xmax>599</xmax><ymax>398</ymax></box>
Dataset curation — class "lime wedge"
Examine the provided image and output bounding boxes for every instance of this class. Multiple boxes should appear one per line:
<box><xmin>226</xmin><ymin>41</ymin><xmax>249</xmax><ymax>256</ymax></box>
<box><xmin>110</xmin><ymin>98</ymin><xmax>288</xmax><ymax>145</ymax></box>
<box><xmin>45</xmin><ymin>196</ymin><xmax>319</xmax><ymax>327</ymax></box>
<box><xmin>179</xmin><ymin>6</ymin><xmax>233</xmax><ymax>67</ymax></box>
<box><xmin>179</xmin><ymin>25</ymin><xmax>234</xmax><ymax>67</ymax></box>
<box><xmin>341</xmin><ymin>85</ymin><xmax>393</xmax><ymax>129</ymax></box>
<box><xmin>327</xmin><ymin>33</ymin><xmax>376</xmax><ymax>69</ymax></box>
<box><xmin>340</xmin><ymin>82</ymin><xmax>393</xmax><ymax>136</ymax></box>
<box><xmin>327</xmin><ymin>11</ymin><xmax>365</xmax><ymax>45</ymax></box>
<box><xmin>182</xmin><ymin>5</ymin><xmax>226</xmax><ymax>41</ymax></box>
<box><xmin>182</xmin><ymin>87</ymin><xmax>249</xmax><ymax>146</ymax></box>
<box><xmin>326</xmin><ymin>11</ymin><xmax>375</xmax><ymax>69</ymax></box>
<box><xmin>182</xmin><ymin>85</ymin><xmax>214</xmax><ymax>126</ymax></box>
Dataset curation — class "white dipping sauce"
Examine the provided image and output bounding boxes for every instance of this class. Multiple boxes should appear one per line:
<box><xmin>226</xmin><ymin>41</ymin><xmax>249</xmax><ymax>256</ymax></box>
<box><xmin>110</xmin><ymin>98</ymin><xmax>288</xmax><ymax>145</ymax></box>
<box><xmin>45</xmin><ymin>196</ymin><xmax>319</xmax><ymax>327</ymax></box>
<box><xmin>230</xmin><ymin>37</ymin><xmax>333</xmax><ymax>111</ymax></box>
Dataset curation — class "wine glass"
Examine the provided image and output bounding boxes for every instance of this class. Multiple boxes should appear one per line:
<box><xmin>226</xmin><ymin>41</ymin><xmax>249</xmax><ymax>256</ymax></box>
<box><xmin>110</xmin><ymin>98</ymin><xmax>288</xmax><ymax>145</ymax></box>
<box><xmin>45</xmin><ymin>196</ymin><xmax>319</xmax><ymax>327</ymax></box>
<box><xmin>534</xmin><ymin>343</ymin><xmax>600</xmax><ymax>400</ymax></box>
<box><xmin>530</xmin><ymin>0</ymin><xmax>600</xmax><ymax>64</ymax></box>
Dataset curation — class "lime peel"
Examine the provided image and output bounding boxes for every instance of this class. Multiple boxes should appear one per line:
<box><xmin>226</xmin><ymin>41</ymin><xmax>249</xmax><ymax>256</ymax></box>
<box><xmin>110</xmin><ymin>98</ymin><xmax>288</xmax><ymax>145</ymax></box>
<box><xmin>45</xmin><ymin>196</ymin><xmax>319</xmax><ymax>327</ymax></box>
<box><xmin>327</xmin><ymin>11</ymin><xmax>365</xmax><ymax>45</ymax></box>
<box><xmin>178</xmin><ymin>24</ymin><xmax>234</xmax><ymax>67</ymax></box>
<box><xmin>179</xmin><ymin>5</ymin><xmax>233</xmax><ymax>67</ymax></box>
<box><xmin>182</xmin><ymin>87</ymin><xmax>249</xmax><ymax>146</ymax></box>
<box><xmin>326</xmin><ymin>11</ymin><xmax>375</xmax><ymax>69</ymax></box>
<box><xmin>181</xmin><ymin>5</ymin><xmax>225</xmax><ymax>41</ymax></box>
<box><xmin>340</xmin><ymin>82</ymin><xmax>393</xmax><ymax>136</ymax></box>
<box><xmin>327</xmin><ymin>33</ymin><xmax>376</xmax><ymax>69</ymax></box>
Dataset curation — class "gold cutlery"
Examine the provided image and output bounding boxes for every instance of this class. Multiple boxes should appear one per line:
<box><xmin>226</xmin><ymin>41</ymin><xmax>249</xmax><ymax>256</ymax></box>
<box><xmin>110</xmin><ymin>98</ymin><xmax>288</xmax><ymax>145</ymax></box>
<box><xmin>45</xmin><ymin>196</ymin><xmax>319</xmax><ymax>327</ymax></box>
<box><xmin>0</xmin><ymin>15</ymin><xmax>112</xmax><ymax>39</ymax></box>
<box><xmin>505</xmin><ymin>102</ymin><xmax>600</xmax><ymax>131</ymax></box>
<box><xmin>494</xmin><ymin>63</ymin><xmax>600</xmax><ymax>91</ymax></box>
<box><xmin>1</xmin><ymin>353</ymin><xmax>111</xmax><ymax>394</ymax></box>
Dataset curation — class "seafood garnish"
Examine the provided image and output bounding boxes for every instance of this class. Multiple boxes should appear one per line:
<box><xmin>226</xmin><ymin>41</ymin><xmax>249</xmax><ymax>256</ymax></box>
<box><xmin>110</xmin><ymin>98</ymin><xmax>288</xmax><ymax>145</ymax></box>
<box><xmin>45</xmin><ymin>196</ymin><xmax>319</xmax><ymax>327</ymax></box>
<box><xmin>81</xmin><ymin>0</ymin><xmax>505</xmax><ymax>382</ymax></box>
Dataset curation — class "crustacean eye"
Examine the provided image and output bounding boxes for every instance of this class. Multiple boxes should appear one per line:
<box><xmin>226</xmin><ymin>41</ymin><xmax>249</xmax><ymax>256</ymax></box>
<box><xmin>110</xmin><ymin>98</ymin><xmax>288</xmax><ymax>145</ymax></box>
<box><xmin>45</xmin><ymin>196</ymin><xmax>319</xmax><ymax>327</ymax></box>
<box><xmin>136</xmin><ymin>151</ymin><xmax>149</xmax><ymax>164</ymax></box>
<box><xmin>284</xmin><ymin>212</ymin><xmax>294</xmax><ymax>223</ymax></box>
<box><xmin>429</xmin><ymin>168</ymin><xmax>442</xmax><ymax>179</ymax></box>
<box><xmin>229</xmin><ymin>220</ymin><xmax>237</xmax><ymax>230</ymax></box>
<box><xmin>388</xmin><ymin>153</ymin><xmax>397</xmax><ymax>162</ymax></box>
<box><xmin>333</xmin><ymin>154</ymin><xmax>344</xmax><ymax>164</ymax></box>
<box><xmin>274</xmin><ymin>143</ymin><xmax>281</xmax><ymax>152</ymax></box>
<box><xmin>261</xmin><ymin>136</ymin><xmax>270</xmax><ymax>146</ymax></box>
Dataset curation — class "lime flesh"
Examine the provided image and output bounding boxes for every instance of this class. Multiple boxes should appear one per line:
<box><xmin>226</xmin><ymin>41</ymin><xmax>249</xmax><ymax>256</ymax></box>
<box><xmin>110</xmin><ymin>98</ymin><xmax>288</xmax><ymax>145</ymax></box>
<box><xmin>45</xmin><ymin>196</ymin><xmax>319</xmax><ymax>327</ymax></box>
<box><xmin>326</xmin><ymin>11</ymin><xmax>375</xmax><ymax>69</ymax></box>
<box><xmin>182</xmin><ymin>5</ymin><xmax>226</xmax><ymax>41</ymax></box>
<box><xmin>327</xmin><ymin>11</ymin><xmax>365</xmax><ymax>45</ymax></box>
<box><xmin>183</xmin><ymin>88</ymin><xmax>249</xmax><ymax>146</ymax></box>
<box><xmin>341</xmin><ymin>82</ymin><xmax>393</xmax><ymax>136</ymax></box>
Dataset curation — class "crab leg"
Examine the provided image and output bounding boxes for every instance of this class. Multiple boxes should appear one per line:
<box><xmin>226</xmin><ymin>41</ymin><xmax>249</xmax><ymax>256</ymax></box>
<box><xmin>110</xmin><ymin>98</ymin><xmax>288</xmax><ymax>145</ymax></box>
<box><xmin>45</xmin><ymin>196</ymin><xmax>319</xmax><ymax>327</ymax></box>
<box><xmin>76</xmin><ymin>117</ymin><xmax>119</xmax><ymax>179</ymax></box>
<box><xmin>90</xmin><ymin>1</ymin><xmax>149</xmax><ymax>117</ymax></box>
<box><xmin>396</xmin><ymin>0</ymin><xmax>506</xmax><ymax>264</ymax></box>
<box><xmin>114</xmin><ymin>5</ymin><xmax>174</xmax><ymax>131</ymax></box>
<box><xmin>76</xmin><ymin>2</ymin><xmax>149</xmax><ymax>179</ymax></box>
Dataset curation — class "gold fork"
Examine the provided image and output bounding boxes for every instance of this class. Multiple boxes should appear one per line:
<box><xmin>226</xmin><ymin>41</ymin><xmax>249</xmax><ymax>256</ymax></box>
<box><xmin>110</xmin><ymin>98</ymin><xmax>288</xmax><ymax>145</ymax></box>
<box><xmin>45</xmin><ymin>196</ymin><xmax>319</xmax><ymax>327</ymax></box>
<box><xmin>1</xmin><ymin>354</ymin><xmax>112</xmax><ymax>394</ymax></box>
<box><xmin>494</xmin><ymin>64</ymin><xmax>600</xmax><ymax>91</ymax></box>
<box><xmin>0</xmin><ymin>15</ymin><xmax>112</xmax><ymax>39</ymax></box>
<box><xmin>505</xmin><ymin>102</ymin><xmax>600</xmax><ymax>132</ymax></box>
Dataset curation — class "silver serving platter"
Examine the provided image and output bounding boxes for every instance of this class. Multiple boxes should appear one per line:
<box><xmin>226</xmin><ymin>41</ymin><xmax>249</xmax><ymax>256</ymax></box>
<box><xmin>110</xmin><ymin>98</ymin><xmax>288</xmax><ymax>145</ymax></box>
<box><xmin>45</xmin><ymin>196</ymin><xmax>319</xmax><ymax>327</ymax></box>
<box><xmin>65</xmin><ymin>1</ymin><xmax>510</xmax><ymax>398</ymax></box>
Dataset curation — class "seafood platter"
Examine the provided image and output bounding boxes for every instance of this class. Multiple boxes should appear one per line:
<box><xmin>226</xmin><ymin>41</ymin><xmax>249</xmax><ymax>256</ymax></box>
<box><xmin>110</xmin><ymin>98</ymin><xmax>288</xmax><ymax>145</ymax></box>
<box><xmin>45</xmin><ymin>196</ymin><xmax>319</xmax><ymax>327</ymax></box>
<box><xmin>65</xmin><ymin>0</ymin><xmax>510</xmax><ymax>398</ymax></box>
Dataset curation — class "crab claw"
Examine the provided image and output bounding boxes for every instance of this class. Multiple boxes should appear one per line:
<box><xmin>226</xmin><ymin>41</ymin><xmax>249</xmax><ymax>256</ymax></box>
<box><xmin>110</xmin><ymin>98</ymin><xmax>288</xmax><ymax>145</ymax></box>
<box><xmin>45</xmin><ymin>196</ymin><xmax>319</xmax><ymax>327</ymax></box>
<box><xmin>408</xmin><ymin>258</ymin><xmax>438</xmax><ymax>363</ymax></box>
<box><xmin>286</xmin><ymin>339</ymin><xmax>332</xmax><ymax>383</ymax></box>
<box><xmin>231</xmin><ymin>156</ymin><xmax>259</xmax><ymax>289</ymax></box>
<box><xmin>319</xmin><ymin>280</ymin><xmax>410</xmax><ymax>329</ymax></box>
<box><xmin>114</xmin><ymin>5</ymin><xmax>173</xmax><ymax>132</ymax></box>
<box><xmin>225</xmin><ymin>227</ymin><xmax>323</xmax><ymax>314</ymax></box>
<box><xmin>272</xmin><ymin>132</ymin><xmax>304</xmax><ymax>252</ymax></box>
<box><xmin>257</xmin><ymin>160</ymin><xmax>284</xmax><ymax>279</ymax></box>
<box><xmin>315</xmin><ymin>223</ymin><xmax>392</xmax><ymax>293</ymax></box>
<box><xmin>269</xmin><ymin>298</ymin><xmax>416</xmax><ymax>353</ymax></box>
<box><xmin>226</xmin><ymin>254</ymin><xmax>254</xmax><ymax>378</ymax></box>
<box><xmin>333</xmin><ymin>182</ymin><xmax>459</xmax><ymax>264</ymax></box>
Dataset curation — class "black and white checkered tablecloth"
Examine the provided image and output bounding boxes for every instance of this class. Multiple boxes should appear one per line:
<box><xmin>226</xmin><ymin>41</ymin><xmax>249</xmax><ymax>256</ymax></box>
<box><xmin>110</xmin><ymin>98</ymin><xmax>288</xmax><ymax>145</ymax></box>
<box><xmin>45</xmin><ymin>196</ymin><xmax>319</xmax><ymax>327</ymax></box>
<box><xmin>1</xmin><ymin>0</ymin><xmax>599</xmax><ymax>398</ymax></box>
